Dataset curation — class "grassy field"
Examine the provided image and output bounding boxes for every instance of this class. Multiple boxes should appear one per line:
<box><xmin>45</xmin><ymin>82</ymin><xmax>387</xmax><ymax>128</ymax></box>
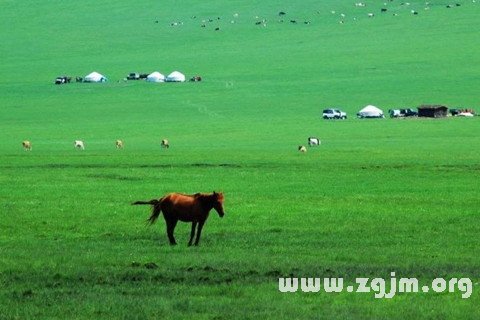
<box><xmin>1</xmin><ymin>0</ymin><xmax>480</xmax><ymax>319</ymax></box>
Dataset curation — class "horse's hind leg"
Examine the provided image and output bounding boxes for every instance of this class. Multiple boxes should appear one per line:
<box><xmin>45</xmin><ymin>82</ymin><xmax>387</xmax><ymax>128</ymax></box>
<box><xmin>165</xmin><ymin>218</ymin><xmax>178</xmax><ymax>245</ymax></box>
<box><xmin>188</xmin><ymin>222</ymin><xmax>198</xmax><ymax>246</ymax></box>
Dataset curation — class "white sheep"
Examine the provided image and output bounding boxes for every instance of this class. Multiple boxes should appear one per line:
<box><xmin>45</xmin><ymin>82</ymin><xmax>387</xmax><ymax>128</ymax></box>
<box><xmin>74</xmin><ymin>140</ymin><xmax>85</xmax><ymax>150</ymax></box>
<box><xmin>161</xmin><ymin>139</ymin><xmax>170</xmax><ymax>149</ymax></box>
<box><xmin>22</xmin><ymin>140</ymin><xmax>32</xmax><ymax>151</ymax></box>
<box><xmin>115</xmin><ymin>139</ymin><xmax>124</xmax><ymax>149</ymax></box>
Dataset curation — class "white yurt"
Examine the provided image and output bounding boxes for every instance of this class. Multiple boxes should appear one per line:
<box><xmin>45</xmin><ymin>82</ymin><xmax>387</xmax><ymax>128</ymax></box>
<box><xmin>146</xmin><ymin>71</ymin><xmax>165</xmax><ymax>82</ymax></box>
<box><xmin>357</xmin><ymin>105</ymin><xmax>384</xmax><ymax>118</ymax></box>
<box><xmin>165</xmin><ymin>71</ymin><xmax>186</xmax><ymax>82</ymax></box>
<box><xmin>84</xmin><ymin>71</ymin><xmax>107</xmax><ymax>83</ymax></box>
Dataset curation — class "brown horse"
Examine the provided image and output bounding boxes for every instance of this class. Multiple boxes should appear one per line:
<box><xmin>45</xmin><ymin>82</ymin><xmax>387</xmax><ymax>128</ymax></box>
<box><xmin>132</xmin><ymin>192</ymin><xmax>225</xmax><ymax>246</ymax></box>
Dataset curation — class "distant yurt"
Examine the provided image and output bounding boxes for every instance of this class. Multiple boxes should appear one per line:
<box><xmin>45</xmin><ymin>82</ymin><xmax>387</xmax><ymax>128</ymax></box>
<box><xmin>357</xmin><ymin>105</ymin><xmax>384</xmax><ymax>118</ymax></box>
<box><xmin>166</xmin><ymin>71</ymin><xmax>186</xmax><ymax>82</ymax></box>
<box><xmin>84</xmin><ymin>71</ymin><xmax>107</xmax><ymax>83</ymax></box>
<box><xmin>146</xmin><ymin>71</ymin><xmax>165</xmax><ymax>82</ymax></box>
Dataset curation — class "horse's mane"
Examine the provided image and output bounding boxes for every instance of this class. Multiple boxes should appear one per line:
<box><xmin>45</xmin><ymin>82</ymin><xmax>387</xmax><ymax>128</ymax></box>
<box><xmin>191</xmin><ymin>192</ymin><xmax>215</xmax><ymax>199</ymax></box>
<box><xmin>191</xmin><ymin>192</ymin><xmax>224</xmax><ymax>207</ymax></box>
<box><xmin>174</xmin><ymin>192</ymin><xmax>223</xmax><ymax>202</ymax></box>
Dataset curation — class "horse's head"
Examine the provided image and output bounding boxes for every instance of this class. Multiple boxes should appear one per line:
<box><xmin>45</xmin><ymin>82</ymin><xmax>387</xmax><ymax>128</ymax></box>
<box><xmin>212</xmin><ymin>191</ymin><xmax>225</xmax><ymax>218</ymax></box>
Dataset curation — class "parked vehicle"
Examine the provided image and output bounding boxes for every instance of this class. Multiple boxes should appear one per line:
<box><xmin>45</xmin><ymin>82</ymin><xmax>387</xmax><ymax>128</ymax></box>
<box><xmin>450</xmin><ymin>109</ymin><xmax>461</xmax><ymax>116</ymax></box>
<box><xmin>323</xmin><ymin>108</ymin><xmax>347</xmax><ymax>119</ymax></box>
<box><xmin>54</xmin><ymin>76</ymin><xmax>71</xmax><ymax>85</ymax></box>
<box><xmin>126</xmin><ymin>73</ymin><xmax>140</xmax><ymax>80</ymax></box>
<box><xmin>450</xmin><ymin>108</ymin><xmax>475</xmax><ymax>117</ymax></box>
<box><xmin>389</xmin><ymin>108</ymin><xmax>418</xmax><ymax>118</ymax></box>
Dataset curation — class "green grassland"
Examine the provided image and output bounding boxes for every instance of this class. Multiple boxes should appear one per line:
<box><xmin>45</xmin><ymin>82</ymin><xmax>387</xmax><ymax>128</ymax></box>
<box><xmin>1</xmin><ymin>0</ymin><xmax>480</xmax><ymax>319</ymax></box>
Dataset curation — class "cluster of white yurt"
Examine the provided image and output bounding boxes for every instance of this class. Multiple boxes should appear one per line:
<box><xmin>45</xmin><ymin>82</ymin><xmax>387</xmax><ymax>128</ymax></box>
<box><xmin>78</xmin><ymin>71</ymin><xmax>186</xmax><ymax>83</ymax></box>
<box><xmin>147</xmin><ymin>71</ymin><xmax>186</xmax><ymax>83</ymax></box>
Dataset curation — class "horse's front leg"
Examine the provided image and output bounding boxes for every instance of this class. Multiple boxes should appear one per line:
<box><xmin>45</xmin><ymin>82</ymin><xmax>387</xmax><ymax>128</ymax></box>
<box><xmin>194</xmin><ymin>221</ymin><xmax>205</xmax><ymax>246</ymax></box>
<box><xmin>188</xmin><ymin>222</ymin><xmax>197</xmax><ymax>246</ymax></box>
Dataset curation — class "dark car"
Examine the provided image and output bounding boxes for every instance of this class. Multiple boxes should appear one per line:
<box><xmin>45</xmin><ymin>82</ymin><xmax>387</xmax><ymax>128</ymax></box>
<box><xmin>450</xmin><ymin>109</ymin><xmax>461</xmax><ymax>116</ymax></box>
<box><xmin>403</xmin><ymin>108</ymin><xmax>418</xmax><ymax>117</ymax></box>
<box><xmin>126</xmin><ymin>73</ymin><xmax>140</xmax><ymax>80</ymax></box>
<box><xmin>389</xmin><ymin>108</ymin><xmax>417</xmax><ymax>118</ymax></box>
<box><xmin>54</xmin><ymin>76</ymin><xmax>71</xmax><ymax>85</ymax></box>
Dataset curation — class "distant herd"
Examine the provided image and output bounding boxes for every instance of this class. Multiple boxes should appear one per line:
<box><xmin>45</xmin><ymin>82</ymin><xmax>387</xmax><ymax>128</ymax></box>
<box><xmin>298</xmin><ymin>137</ymin><xmax>321</xmax><ymax>153</ymax></box>
<box><xmin>21</xmin><ymin>139</ymin><xmax>170</xmax><ymax>151</ymax></box>
<box><xmin>21</xmin><ymin>137</ymin><xmax>320</xmax><ymax>154</ymax></box>
<box><xmin>160</xmin><ymin>0</ymin><xmax>476</xmax><ymax>30</ymax></box>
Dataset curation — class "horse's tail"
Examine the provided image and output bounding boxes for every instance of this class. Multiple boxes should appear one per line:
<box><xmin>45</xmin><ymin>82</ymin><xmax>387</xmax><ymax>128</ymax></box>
<box><xmin>132</xmin><ymin>200</ymin><xmax>159</xmax><ymax>206</ymax></box>
<box><xmin>132</xmin><ymin>199</ymin><xmax>162</xmax><ymax>225</ymax></box>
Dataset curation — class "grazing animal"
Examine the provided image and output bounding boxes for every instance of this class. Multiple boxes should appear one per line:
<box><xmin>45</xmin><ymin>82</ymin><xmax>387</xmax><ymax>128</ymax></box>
<box><xmin>22</xmin><ymin>140</ymin><xmax>32</xmax><ymax>151</ymax></box>
<box><xmin>74</xmin><ymin>140</ymin><xmax>85</xmax><ymax>150</ymax></box>
<box><xmin>308</xmin><ymin>137</ymin><xmax>321</xmax><ymax>147</ymax></box>
<box><xmin>161</xmin><ymin>139</ymin><xmax>169</xmax><ymax>149</ymax></box>
<box><xmin>115</xmin><ymin>139</ymin><xmax>124</xmax><ymax>149</ymax></box>
<box><xmin>298</xmin><ymin>145</ymin><xmax>307</xmax><ymax>153</ymax></box>
<box><xmin>133</xmin><ymin>192</ymin><xmax>226</xmax><ymax>246</ymax></box>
